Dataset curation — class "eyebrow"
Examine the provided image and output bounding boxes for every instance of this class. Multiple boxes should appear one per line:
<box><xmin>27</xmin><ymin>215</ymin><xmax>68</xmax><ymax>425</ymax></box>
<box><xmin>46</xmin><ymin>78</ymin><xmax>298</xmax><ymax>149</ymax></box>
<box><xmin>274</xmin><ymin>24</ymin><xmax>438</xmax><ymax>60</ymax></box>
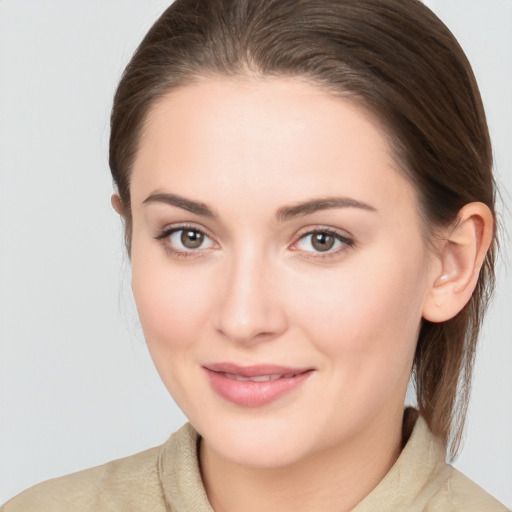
<box><xmin>275</xmin><ymin>197</ymin><xmax>377</xmax><ymax>221</ymax></box>
<box><xmin>143</xmin><ymin>192</ymin><xmax>216</xmax><ymax>218</ymax></box>
<box><xmin>143</xmin><ymin>192</ymin><xmax>376</xmax><ymax>221</ymax></box>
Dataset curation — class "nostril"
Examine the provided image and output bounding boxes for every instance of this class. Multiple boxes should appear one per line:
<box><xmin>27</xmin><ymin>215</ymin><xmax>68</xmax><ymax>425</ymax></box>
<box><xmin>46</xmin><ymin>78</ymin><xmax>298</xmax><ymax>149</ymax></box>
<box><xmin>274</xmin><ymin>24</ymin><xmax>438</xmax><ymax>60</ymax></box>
<box><xmin>214</xmin><ymin>301</ymin><xmax>288</xmax><ymax>344</ymax></box>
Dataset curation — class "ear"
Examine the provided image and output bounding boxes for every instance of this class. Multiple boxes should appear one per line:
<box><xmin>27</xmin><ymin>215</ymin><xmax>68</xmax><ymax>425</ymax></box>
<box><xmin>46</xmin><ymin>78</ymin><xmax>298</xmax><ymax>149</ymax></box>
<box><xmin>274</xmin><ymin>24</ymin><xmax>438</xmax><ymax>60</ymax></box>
<box><xmin>422</xmin><ymin>202</ymin><xmax>494</xmax><ymax>323</ymax></box>
<box><xmin>111</xmin><ymin>193</ymin><xmax>125</xmax><ymax>215</ymax></box>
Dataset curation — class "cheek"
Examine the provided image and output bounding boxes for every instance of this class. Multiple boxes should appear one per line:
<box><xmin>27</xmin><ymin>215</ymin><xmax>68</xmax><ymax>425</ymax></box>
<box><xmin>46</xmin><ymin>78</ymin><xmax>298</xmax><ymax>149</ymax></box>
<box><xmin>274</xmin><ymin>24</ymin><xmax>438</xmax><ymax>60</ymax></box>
<box><xmin>291</xmin><ymin>243</ymin><xmax>428</xmax><ymax>364</ymax></box>
<box><xmin>131</xmin><ymin>251</ymin><xmax>214</xmax><ymax>355</ymax></box>
<box><xmin>131</xmin><ymin>256</ymin><xmax>220</xmax><ymax>412</ymax></box>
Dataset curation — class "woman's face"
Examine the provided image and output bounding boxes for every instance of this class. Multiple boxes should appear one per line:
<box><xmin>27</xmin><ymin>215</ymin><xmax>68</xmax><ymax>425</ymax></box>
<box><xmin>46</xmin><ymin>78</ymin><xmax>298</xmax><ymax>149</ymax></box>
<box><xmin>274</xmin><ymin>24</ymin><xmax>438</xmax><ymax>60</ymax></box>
<box><xmin>129</xmin><ymin>78</ymin><xmax>438</xmax><ymax>468</ymax></box>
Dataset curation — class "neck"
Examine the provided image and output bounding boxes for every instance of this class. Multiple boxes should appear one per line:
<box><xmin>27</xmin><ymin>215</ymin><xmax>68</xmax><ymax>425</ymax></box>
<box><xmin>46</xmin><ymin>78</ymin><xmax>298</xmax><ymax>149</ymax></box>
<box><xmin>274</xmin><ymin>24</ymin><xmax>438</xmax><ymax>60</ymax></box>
<box><xmin>199</xmin><ymin>407</ymin><xmax>405</xmax><ymax>512</ymax></box>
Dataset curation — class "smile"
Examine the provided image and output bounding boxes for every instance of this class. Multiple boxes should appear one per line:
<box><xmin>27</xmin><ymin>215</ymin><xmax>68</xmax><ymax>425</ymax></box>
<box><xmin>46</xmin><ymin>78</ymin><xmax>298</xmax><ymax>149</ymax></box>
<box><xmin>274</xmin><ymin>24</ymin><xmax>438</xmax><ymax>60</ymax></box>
<box><xmin>203</xmin><ymin>363</ymin><xmax>313</xmax><ymax>407</ymax></box>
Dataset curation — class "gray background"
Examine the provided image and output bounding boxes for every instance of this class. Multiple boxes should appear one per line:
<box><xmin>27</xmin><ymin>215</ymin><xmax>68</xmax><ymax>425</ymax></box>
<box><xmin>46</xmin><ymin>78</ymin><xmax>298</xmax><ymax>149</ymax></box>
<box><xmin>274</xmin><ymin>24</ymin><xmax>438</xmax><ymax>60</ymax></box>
<box><xmin>1</xmin><ymin>0</ymin><xmax>510</xmax><ymax>506</ymax></box>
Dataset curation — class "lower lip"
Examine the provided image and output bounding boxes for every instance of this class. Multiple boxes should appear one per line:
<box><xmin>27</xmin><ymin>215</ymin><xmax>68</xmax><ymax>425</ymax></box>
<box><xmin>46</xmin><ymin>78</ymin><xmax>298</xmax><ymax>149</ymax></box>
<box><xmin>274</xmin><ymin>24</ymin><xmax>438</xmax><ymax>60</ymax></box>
<box><xmin>204</xmin><ymin>369</ymin><xmax>313</xmax><ymax>407</ymax></box>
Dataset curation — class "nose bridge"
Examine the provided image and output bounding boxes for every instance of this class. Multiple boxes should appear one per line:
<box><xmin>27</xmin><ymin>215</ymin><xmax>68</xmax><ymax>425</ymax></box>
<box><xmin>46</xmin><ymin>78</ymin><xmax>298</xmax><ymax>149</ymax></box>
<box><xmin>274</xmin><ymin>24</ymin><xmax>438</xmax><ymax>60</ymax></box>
<box><xmin>214</xmin><ymin>244</ymin><xmax>287</xmax><ymax>343</ymax></box>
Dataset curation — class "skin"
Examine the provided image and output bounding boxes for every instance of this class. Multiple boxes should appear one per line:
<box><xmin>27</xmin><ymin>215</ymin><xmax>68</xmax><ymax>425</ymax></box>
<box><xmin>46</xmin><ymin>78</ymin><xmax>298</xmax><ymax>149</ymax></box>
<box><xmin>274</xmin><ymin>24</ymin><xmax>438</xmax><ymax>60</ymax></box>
<box><xmin>120</xmin><ymin>77</ymin><xmax>493</xmax><ymax>512</ymax></box>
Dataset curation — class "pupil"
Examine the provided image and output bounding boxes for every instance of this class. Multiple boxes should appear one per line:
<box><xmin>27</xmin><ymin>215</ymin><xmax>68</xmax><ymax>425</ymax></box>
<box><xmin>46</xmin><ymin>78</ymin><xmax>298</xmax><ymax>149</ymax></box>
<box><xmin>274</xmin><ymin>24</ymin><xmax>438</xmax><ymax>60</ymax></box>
<box><xmin>181</xmin><ymin>230</ymin><xmax>204</xmax><ymax>249</ymax></box>
<box><xmin>312</xmin><ymin>232</ymin><xmax>334</xmax><ymax>252</ymax></box>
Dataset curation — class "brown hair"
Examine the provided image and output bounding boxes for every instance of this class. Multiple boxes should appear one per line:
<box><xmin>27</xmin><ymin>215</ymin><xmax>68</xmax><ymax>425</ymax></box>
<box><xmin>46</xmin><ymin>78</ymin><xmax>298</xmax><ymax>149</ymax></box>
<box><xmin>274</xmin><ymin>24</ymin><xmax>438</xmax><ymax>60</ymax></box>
<box><xmin>109</xmin><ymin>0</ymin><xmax>496</xmax><ymax>457</ymax></box>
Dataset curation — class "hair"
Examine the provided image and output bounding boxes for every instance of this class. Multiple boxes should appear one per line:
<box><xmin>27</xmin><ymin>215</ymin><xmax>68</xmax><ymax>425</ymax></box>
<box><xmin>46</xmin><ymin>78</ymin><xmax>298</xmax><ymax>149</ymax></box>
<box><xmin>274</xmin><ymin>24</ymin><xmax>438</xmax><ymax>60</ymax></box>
<box><xmin>109</xmin><ymin>0</ymin><xmax>496</xmax><ymax>458</ymax></box>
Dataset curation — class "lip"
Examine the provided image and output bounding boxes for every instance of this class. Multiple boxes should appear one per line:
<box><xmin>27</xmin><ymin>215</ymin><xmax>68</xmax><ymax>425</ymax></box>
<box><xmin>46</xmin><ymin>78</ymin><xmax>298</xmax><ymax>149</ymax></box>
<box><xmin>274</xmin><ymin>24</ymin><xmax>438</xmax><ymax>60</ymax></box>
<box><xmin>203</xmin><ymin>363</ymin><xmax>314</xmax><ymax>407</ymax></box>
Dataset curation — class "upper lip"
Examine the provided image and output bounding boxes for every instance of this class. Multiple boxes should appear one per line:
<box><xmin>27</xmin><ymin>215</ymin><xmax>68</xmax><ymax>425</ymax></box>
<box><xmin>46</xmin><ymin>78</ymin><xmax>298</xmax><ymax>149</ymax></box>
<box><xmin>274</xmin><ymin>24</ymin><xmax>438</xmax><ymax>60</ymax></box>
<box><xmin>203</xmin><ymin>362</ymin><xmax>312</xmax><ymax>378</ymax></box>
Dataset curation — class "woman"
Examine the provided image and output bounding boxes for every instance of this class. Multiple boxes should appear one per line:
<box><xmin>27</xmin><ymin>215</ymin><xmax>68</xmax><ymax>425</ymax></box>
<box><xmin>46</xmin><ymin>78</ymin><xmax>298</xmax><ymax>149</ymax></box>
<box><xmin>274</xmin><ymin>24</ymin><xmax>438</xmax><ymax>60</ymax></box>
<box><xmin>2</xmin><ymin>0</ymin><xmax>508</xmax><ymax>510</ymax></box>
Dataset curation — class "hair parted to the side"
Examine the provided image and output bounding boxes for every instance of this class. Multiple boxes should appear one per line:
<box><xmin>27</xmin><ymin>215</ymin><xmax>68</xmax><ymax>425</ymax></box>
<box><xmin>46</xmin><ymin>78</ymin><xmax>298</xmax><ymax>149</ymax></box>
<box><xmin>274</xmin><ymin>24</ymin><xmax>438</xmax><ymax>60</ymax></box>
<box><xmin>109</xmin><ymin>0</ymin><xmax>496</xmax><ymax>458</ymax></box>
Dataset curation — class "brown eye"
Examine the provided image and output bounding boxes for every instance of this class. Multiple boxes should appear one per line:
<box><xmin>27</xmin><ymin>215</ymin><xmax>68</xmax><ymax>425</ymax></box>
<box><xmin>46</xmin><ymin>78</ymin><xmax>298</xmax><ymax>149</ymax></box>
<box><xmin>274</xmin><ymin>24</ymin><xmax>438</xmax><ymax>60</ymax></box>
<box><xmin>294</xmin><ymin>229</ymin><xmax>353</xmax><ymax>256</ymax></box>
<box><xmin>311</xmin><ymin>232</ymin><xmax>335</xmax><ymax>252</ymax></box>
<box><xmin>180</xmin><ymin>229</ymin><xmax>204</xmax><ymax>249</ymax></box>
<box><xmin>157</xmin><ymin>226</ymin><xmax>216</xmax><ymax>255</ymax></box>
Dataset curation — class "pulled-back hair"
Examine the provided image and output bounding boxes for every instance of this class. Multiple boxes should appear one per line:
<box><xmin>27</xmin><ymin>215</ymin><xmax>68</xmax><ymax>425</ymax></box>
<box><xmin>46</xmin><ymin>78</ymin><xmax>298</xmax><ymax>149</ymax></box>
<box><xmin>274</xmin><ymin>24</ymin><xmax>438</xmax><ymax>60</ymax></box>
<box><xmin>109</xmin><ymin>0</ymin><xmax>496</xmax><ymax>457</ymax></box>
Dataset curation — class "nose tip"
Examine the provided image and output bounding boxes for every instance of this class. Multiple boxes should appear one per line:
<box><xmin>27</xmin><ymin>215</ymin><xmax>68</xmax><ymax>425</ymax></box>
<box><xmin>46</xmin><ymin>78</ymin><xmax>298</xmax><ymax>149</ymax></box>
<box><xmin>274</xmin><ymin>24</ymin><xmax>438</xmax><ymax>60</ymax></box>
<box><xmin>216</xmin><ymin>318</ymin><xmax>281</xmax><ymax>344</ymax></box>
<box><xmin>214</xmin><ymin>259</ymin><xmax>288</xmax><ymax>345</ymax></box>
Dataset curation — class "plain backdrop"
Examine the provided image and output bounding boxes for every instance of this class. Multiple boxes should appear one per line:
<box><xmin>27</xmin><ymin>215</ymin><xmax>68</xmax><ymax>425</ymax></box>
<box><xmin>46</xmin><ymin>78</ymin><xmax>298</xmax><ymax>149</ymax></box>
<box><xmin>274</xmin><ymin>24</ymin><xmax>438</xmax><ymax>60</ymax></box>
<box><xmin>0</xmin><ymin>0</ymin><xmax>510</xmax><ymax>506</ymax></box>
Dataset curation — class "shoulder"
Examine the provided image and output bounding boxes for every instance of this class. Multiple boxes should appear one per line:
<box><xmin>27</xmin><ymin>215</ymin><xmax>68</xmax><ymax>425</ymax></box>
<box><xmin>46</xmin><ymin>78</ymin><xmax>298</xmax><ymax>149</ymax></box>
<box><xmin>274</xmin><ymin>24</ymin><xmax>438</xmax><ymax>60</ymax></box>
<box><xmin>427</xmin><ymin>466</ymin><xmax>509</xmax><ymax>512</ymax></box>
<box><xmin>354</xmin><ymin>411</ymin><xmax>509</xmax><ymax>512</ymax></box>
<box><xmin>1</xmin><ymin>423</ymin><xmax>210</xmax><ymax>512</ymax></box>
<box><xmin>1</xmin><ymin>444</ymin><xmax>165</xmax><ymax>512</ymax></box>
<box><xmin>405</xmin><ymin>411</ymin><xmax>508</xmax><ymax>511</ymax></box>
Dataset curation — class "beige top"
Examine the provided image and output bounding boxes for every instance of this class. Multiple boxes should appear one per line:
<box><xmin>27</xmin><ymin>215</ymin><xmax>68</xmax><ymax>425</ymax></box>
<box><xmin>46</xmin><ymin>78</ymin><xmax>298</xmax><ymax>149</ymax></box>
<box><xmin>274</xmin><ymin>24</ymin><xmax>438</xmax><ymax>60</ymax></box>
<box><xmin>2</xmin><ymin>414</ymin><xmax>507</xmax><ymax>512</ymax></box>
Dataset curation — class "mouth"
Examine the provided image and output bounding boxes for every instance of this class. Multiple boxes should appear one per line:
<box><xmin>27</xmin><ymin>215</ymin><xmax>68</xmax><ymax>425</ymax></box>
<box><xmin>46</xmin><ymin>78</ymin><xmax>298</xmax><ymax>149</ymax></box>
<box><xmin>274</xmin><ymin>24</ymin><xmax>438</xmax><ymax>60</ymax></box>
<box><xmin>203</xmin><ymin>363</ymin><xmax>314</xmax><ymax>407</ymax></box>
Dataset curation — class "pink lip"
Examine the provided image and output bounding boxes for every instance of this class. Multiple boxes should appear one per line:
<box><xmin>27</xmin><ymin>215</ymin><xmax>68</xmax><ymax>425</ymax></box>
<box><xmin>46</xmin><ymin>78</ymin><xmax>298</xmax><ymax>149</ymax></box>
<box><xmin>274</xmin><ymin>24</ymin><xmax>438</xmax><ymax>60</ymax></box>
<box><xmin>203</xmin><ymin>363</ymin><xmax>314</xmax><ymax>408</ymax></box>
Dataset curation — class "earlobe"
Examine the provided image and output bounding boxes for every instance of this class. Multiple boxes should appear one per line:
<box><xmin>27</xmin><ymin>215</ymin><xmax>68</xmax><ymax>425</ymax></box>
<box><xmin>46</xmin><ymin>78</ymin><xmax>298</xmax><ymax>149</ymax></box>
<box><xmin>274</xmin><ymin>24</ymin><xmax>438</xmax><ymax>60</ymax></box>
<box><xmin>111</xmin><ymin>193</ymin><xmax>125</xmax><ymax>215</ymax></box>
<box><xmin>422</xmin><ymin>202</ymin><xmax>494</xmax><ymax>323</ymax></box>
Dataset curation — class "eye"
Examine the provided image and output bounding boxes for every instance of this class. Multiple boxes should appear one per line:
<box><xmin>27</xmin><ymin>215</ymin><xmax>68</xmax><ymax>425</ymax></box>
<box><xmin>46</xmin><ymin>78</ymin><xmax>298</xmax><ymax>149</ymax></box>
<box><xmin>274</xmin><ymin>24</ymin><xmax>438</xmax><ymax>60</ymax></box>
<box><xmin>156</xmin><ymin>226</ymin><xmax>216</xmax><ymax>254</ymax></box>
<box><xmin>294</xmin><ymin>229</ymin><xmax>354</xmax><ymax>255</ymax></box>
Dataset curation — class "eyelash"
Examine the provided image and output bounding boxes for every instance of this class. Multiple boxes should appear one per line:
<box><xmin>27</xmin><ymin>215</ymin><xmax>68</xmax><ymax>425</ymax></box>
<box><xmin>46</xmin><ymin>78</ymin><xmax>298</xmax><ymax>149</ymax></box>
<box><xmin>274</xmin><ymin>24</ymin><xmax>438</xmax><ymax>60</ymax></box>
<box><xmin>155</xmin><ymin>224</ymin><xmax>213</xmax><ymax>259</ymax></box>
<box><xmin>154</xmin><ymin>225</ymin><xmax>355</xmax><ymax>260</ymax></box>
<box><xmin>292</xmin><ymin>228</ymin><xmax>355</xmax><ymax>260</ymax></box>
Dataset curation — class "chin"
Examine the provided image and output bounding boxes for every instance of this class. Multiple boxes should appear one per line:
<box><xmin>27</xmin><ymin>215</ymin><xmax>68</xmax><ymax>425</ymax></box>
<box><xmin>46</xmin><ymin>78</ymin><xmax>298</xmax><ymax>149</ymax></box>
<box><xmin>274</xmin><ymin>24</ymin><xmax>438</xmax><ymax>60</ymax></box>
<box><xmin>213</xmin><ymin>436</ymin><xmax>304</xmax><ymax>469</ymax></box>
<box><xmin>196</xmin><ymin>414</ymin><xmax>321</xmax><ymax>469</ymax></box>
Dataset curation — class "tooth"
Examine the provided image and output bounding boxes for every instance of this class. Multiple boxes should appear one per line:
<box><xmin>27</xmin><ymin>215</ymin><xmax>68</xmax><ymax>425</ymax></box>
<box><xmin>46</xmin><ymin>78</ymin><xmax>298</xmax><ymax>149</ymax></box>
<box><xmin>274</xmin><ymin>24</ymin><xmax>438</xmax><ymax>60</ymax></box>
<box><xmin>224</xmin><ymin>373</ymin><xmax>248</xmax><ymax>381</ymax></box>
<box><xmin>249</xmin><ymin>375</ymin><xmax>267</xmax><ymax>382</ymax></box>
<box><xmin>220</xmin><ymin>372</ymin><xmax>302</xmax><ymax>382</ymax></box>
<box><xmin>223</xmin><ymin>373</ymin><xmax>287</xmax><ymax>382</ymax></box>
<box><xmin>236</xmin><ymin>375</ymin><xmax>253</xmax><ymax>381</ymax></box>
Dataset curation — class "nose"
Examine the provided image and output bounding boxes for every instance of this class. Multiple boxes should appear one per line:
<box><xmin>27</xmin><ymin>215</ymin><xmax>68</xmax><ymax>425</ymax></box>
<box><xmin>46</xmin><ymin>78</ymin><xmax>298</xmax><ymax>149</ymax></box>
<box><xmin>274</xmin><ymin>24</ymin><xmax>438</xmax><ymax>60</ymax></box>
<box><xmin>214</xmin><ymin>250</ymin><xmax>288</xmax><ymax>344</ymax></box>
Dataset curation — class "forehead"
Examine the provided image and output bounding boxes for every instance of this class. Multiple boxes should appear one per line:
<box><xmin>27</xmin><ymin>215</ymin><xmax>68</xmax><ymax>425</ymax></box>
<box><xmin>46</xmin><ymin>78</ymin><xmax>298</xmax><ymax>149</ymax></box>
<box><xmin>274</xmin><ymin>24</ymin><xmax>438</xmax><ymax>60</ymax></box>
<box><xmin>131</xmin><ymin>77</ymin><xmax>417</xmax><ymax>218</ymax></box>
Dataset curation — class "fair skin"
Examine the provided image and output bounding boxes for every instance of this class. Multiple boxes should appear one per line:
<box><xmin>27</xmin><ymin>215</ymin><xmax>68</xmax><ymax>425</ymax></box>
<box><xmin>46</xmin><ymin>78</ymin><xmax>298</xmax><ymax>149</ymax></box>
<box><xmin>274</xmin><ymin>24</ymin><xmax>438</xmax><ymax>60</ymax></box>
<box><xmin>113</xmin><ymin>77</ymin><xmax>492</xmax><ymax>512</ymax></box>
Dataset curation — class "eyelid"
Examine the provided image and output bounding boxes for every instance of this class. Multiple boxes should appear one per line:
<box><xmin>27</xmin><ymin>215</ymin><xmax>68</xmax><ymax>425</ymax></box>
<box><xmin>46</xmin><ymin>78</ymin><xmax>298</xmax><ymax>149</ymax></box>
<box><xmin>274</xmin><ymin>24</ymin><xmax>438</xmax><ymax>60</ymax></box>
<box><xmin>154</xmin><ymin>223</ymin><xmax>219</xmax><ymax>256</ymax></box>
<box><xmin>289</xmin><ymin>226</ymin><xmax>355</xmax><ymax>257</ymax></box>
